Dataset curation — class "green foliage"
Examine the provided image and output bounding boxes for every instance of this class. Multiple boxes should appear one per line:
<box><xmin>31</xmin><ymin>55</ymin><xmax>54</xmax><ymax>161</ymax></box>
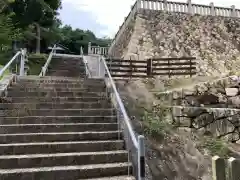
<box><xmin>57</xmin><ymin>25</ymin><xmax>111</xmax><ymax>54</ymax></box>
<box><xmin>8</xmin><ymin>0</ymin><xmax>61</xmax><ymax>28</ymax></box>
<box><xmin>142</xmin><ymin>106</ymin><xmax>172</xmax><ymax>139</ymax></box>
<box><xmin>202</xmin><ymin>137</ymin><xmax>229</xmax><ymax>157</ymax></box>
<box><xmin>27</xmin><ymin>53</ymin><xmax>47</xmax><ymax>75</ymax></box>
<box><xmin>0</xmin><ymin>64</ymin><xmax>11</xmax><ymax>80</ymax></box>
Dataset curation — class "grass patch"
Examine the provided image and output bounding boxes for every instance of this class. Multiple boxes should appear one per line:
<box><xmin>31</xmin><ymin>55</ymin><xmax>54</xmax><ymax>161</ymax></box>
<box><xmin>142</xmin><ymin>105</ymin><xmax>172</xmax><ymax>140</ymax></box>
<box><xmin>27</xmin><ymin>53</ymin><xmax>47</xmax><ymax>75</ymax></box>
<box><xmin>200</xmin><ymin>137</ymin><xmax>230</xmax><ymax>157</ymax></box>
<box><xmin>0</xmin><ymin>65</ymin><xmax>11</xmax><ymax>80</ymax></box>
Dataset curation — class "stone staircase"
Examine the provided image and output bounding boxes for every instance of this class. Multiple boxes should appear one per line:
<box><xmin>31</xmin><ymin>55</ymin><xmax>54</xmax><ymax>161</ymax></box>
<box><xmin>0</xmin><ymin>54</ymin><xmax>135</xmax><ymax>179</ymax></box>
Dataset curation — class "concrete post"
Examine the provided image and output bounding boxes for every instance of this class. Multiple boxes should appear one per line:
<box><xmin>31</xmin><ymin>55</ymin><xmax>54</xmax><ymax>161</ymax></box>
<box><xmin>210</xmin><ymin>2</ymin><xmax>215</xmax><ymax>16</ymax></box>
<box><xmin>212</xmin><ymin>156</ymin><xmax>226</xmax><ymax>180</ymax></box>
<box><xmin>187</xmin><ymin>0</ymin><xmax>193</xmax><ymax>15</ymax></box>
<box><xmin>231</xmin><ymin>5</ymin><xmax>236</xmax><ymax>17</ymax></box>
<box><xmin>163</xmin><ymin>0</ymin><xmax>167</xmax><ymax>11</ymax></box>
<box><xmin>138</xmin><ymin>135</ymin><xmax>145</xmax><ymax>180</ymax></box>
<box><xmin>88</xmin><ymin>42</ymin><xmax>92</xmax><ymax>55</ymax></box>
<box><xmin>136</xmin><ymin>0</ymin><xmax>141</xmax><ymax>10</ymax></box>
<box><xmin>228</xmin><ymin>157</ymin><xmax>240</xmax><ymax>180</ymax></box>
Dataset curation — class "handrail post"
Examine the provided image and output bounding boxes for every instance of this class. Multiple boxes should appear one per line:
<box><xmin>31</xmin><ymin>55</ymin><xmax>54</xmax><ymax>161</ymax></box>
<box><xmin>20</xmin><ymin>48</ymin><xmax>26</xmax><ymax>76</ymax></box>
<box><xmin>138</xmin><ymin>135</ymin><xmax>145</xmax><ymax>180</ymax></box>
<box><xmin>88</xmin><ymin>42</ymin><xmax>92</xmax><ymax>55</ymax></box>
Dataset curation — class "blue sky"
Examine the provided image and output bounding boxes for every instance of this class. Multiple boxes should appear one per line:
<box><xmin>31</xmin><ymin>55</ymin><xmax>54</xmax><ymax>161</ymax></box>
<box><xmin>59</xmin><ymin>0</ymin><xmax>240</xmax><ymax>38</ymax></box>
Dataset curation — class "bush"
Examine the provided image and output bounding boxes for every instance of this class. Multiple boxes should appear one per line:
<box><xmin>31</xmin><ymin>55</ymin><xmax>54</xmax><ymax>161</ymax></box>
<box><xmin>202</xmin><ymin>137</ymin><xmax>229</xmax><ymax>157</ymax></box>
<box><xmin>27</xmin><ymin>53</ymin><xmax>48</xmax><ymax>75</ymax></box>
<box><xmin>142</xmin><ymin>106</ymin><xmax>172</xmax><ymax>139</ymax></box>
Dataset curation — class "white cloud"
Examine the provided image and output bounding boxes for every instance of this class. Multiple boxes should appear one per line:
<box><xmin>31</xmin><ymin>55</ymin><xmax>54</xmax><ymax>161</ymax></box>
<box><xmin>62</xmin><ymin>0</ymin><xmax>240</xmax><ymax>38</ymax></box>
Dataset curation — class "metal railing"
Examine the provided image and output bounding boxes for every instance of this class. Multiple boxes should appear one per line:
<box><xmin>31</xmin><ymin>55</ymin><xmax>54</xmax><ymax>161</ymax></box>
<box><xmin>80</xmin><ymin>47</ymin><xmax>92</xmax><ymax>78</ymax></box>
<box><xmin>0</xmin><ymin>49</ymin><xmax>27</xmax><ymax>78</ymax></box>
<box><xmin>99</xmin><ymin>55</ymin><xmax>145</xmax><ymax>180</ymax></box>
<box><xmin>39</xmin><ymin>44</ymin><xmax>56</xmax><ymax>76</ymax></box>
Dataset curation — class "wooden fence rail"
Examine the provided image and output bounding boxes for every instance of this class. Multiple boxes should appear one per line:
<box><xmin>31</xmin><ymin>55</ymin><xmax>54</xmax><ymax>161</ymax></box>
<box><xmin>212</xmin><ymin>156</ymin><xmax>240</xmax><ymax>180</ymax></box>
<box><xmin>106</xmin><ymin>57</ymin><xmax>196</xmax><ymax>79</ymax></box>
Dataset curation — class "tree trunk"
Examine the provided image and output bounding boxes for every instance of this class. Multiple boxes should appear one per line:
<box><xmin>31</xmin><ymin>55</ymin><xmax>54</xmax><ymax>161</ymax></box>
<box><xmin>35</xmin><ymin>23</ymin><xmax>41</xmax><ymax>53</ymax></box>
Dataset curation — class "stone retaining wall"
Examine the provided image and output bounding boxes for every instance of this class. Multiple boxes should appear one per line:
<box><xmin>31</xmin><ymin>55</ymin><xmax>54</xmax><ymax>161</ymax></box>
<box><xmin>111</xmin><ymin>10</ymin><xmax>240</xmax><ymax>76</ymax></box>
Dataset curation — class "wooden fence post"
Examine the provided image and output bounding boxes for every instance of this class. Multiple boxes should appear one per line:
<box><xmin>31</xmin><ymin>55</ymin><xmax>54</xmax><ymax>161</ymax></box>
<box><xmin>147</xmin><ymin>59</ymin><xmax>152</xmax><ymax>77</ymax></box>
<box><xmin>189</xmin><ymin>59</ymin><xmax>192</xmax><ymax>77</ymax></box>
<box><xmin>212</xmin><ymin>156</ymin><xmax>226</xmax><ymax>180</ymax></box>
<box><xmin>168</xmin><ymin>58</ymin><xmax>171</xmax><ymax>78</ymax></box>
<box><xmin>130</xmin><ymin>56</ymin><xmax>133</xmax><ymax>78</ymax></box>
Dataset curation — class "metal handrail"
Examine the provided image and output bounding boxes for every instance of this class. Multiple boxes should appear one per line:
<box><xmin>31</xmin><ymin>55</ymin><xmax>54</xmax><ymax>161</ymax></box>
<box><xmin>39</xmin><ymin>44</ymin><xmax>57</xmax><ymax>76</ymax></box>
<box><xmin>80</xmin><ymin>47</ymin><xmax>92</xmax><ymax>78</ymax></box>
<box><xmin>100</xmin><ymin>55</ymin><xmax>145</xmax><ymax>180</ymax></box>
<box><xmin>0</xmin><ymin>49</ymin><xmax>26</xmax><ymax>78</ymax></box>
<box><xmin>101</xmin><ymin>56</ymin><xmax>138</xmax><ymax>147</ymax></box>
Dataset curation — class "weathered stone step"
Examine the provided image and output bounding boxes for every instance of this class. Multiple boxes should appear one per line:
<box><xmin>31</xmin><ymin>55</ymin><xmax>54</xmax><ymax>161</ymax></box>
<box><xmin>0</xmin><ymin>140</ymin><xmax>124</xmax><ymax>155</ymax></box>
<box><xmin>0</xmin><ymin>151</ymin><xmax>128</xmax><ymax>169</ymax></box>
<box><xmin>17</xmin><ymin>77</ymin><xmax>104</xmax><ymax>84</ymax></box>
<box><xmin>82</xmin><ymin>176</ymin><xmax>135</xmax><ymax>180</ymax></box>
<box><xmin>1</xmin><ymin>97</ymin><xmax>110</xmax><ymax>103</ymax></box>
<box><xmin>0</xmin><ymin>102</ymin><xmax>112</xmax><ymax>109</ymax></box>
<box><xmin>0</xmin><ymin>162</ymin><xmax>131</xmax><ymax>179</ymax></box>
<box><xmin>0</xmin><ymin>131</ymin><xmax>122</xmax><ymax>143</ymax></box>
<box><xmin>0</xmin><ymin>123</ymin><xmax>118</xmax><ymax>133</ymax></box>
<box><xmin>12</xmin><ymin>83</ymin><xmax>106</xmax><ymax>89</ymax></box>
<box><xmin>7</xmin><ymin>87</ymin><xmax>106</xmax><ymax>92</ymax></box>
<box><xmin>0</xmin><ymin>116</ymin><xmax>117</xmax><ymax>125</ymax></box>
<box><xmin>6</xmin><ymin>91</ymin><xmax>107</xmax><ymax>97</ymax></box>
<box><xmin>1</xmin><ymin>109</ymin><xmax>115</xmax><ymax>117</ymax></box>
<box><xmin>46</xmin><ymin>70</ymin><xmax>85</xmax><ymax>77</ymax></box>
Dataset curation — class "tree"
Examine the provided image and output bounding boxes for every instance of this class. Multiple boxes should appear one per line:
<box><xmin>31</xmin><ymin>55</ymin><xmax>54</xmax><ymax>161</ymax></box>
<box><xmin>6</xmin><ymin>0</ymin><xmax>61</xmax><ymax>53</ymax></box>
<box><xmin>56</xmin><ymin>26</ymin><xmax>111</xmax><ymax>54</ymax></box>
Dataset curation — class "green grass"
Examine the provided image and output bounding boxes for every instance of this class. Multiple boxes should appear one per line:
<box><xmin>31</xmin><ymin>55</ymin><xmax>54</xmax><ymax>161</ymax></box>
<box><xmin>0</xmin><ymin>64</ymin><xmax>11</xmax><ymax>80</ymax></box>
<box><xmin>199</xmin><ymin>137</ymin><xmax>230</xmax><ymax>157</ymax></box>
<box><xmin>27</xmin><ymin>53</ymin><xmax>47</xmax><ymax>75</ymax></box>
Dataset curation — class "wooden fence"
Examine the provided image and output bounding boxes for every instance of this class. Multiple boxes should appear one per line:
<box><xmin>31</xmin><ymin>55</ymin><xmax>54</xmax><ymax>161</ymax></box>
<box><xmin>212</xmin><ymin>156</ymin><xmax>240</xmax><ymax>180</ymax></box>
<box><xmin>106</xmin><ymin>57</ymin><xmax>196</xmax><ymax>79</ymax></box>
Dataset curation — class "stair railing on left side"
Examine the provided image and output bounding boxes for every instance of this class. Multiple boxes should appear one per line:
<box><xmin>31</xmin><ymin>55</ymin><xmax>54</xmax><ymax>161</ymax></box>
<box><xmin>0</xmin><ymin>49</ymin><xmax>27</xmax><ymax>78</ymax></box>
<box><xmin>80</xmin><ymin>46</ymin><xmax>92</xmax><ymax>78</ymax></box>
<box><xmin>99</xmin><ymin>55</ymin><xmax>145</xmax><ymax>180</ymax></box>
<box><xmin>39</xmin><ymin>44</ymin><xmax>57</xmax><ymax>76</ymax></box>
<box><xmin>0</xmin><ymin>49</ymin><xmax>27</xmax><ymax>96</ymax></box>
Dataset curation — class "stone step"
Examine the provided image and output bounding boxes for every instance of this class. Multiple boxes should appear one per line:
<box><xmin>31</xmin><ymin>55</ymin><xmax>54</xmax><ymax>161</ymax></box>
<box><xmin>0</xmin><ymin>116</ymin><xmax>117</xmax><ymax>125</ymax></box>
<box><xmin>7</xmin><ymin>87</ymin><xmax>106</xmax><ymax>92</ymax></box>
<box><xmin>0</xmin><ymin>150</ymin><xmax>128</xmax><ymax>169</ymax></box>
<box><xmin>13</xmin><ymin>82</ymin><xmax>106</xmax><ymax>90</ymax></box>
<box><xmin>0</xmin><ymin>162</ymin><xmax>131</xmax><ymax>179</ymax></box>
<box><xmin>1</xmin><ymin>97</ymin><xmax>110</xmax><ymax>103</ymax></box>
<box><xmin>47</xmin><ymin>69</ymin><xmax>85</xmax><ymax>73</ymax></box>
<box><xmin>0</xmin><ymin>140</ymin><xmax>124</xmax><ymax>155</ymax></box>
<box><xmin>17</xmin><ymin>77</ymin><xmax>104</xmax><ymax>84</ymax></box>
<box><xmin>46</xmin><ymin>71</ymin><xmax>85</xmax><ymax>77</ymax></box>
<box><xmin>0</xmin><ymin>102</ymin><xmax>112</xmax><ymax>109</ymax></box>
<box><xmin>1</xmin><ymin>109</ymin><xmax>115</xmax><ymax>117</ymax></box>
<box><xmin>0</xmin><ymin>123</ymin><xmax>118</xmax><ymax>133</ymax></box>
<box><xmin>82</xmin><ymin>176</ymin><xmax>135</xmax><ymax>180</ymax></box>
<box><xmin>0</xmin><ymin>131</ymin><xmax>122</xmax><ymax>143</ymax></box>
<box><xmin>6</xmin><ymin>91</ymin><xmax>107</xmax><ymax>97</ymax></box>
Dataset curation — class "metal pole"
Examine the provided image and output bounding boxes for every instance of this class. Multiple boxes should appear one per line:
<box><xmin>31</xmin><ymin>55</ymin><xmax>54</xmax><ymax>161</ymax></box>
<box><xmin>138</xmin><ymin>135</ymin><xmax>145</xmax><ymax>180</ymax></box>
<box><xmin>19</xmin><ymin>49</ymin><xmax>25</xmax><ymax>76</ymax></box>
